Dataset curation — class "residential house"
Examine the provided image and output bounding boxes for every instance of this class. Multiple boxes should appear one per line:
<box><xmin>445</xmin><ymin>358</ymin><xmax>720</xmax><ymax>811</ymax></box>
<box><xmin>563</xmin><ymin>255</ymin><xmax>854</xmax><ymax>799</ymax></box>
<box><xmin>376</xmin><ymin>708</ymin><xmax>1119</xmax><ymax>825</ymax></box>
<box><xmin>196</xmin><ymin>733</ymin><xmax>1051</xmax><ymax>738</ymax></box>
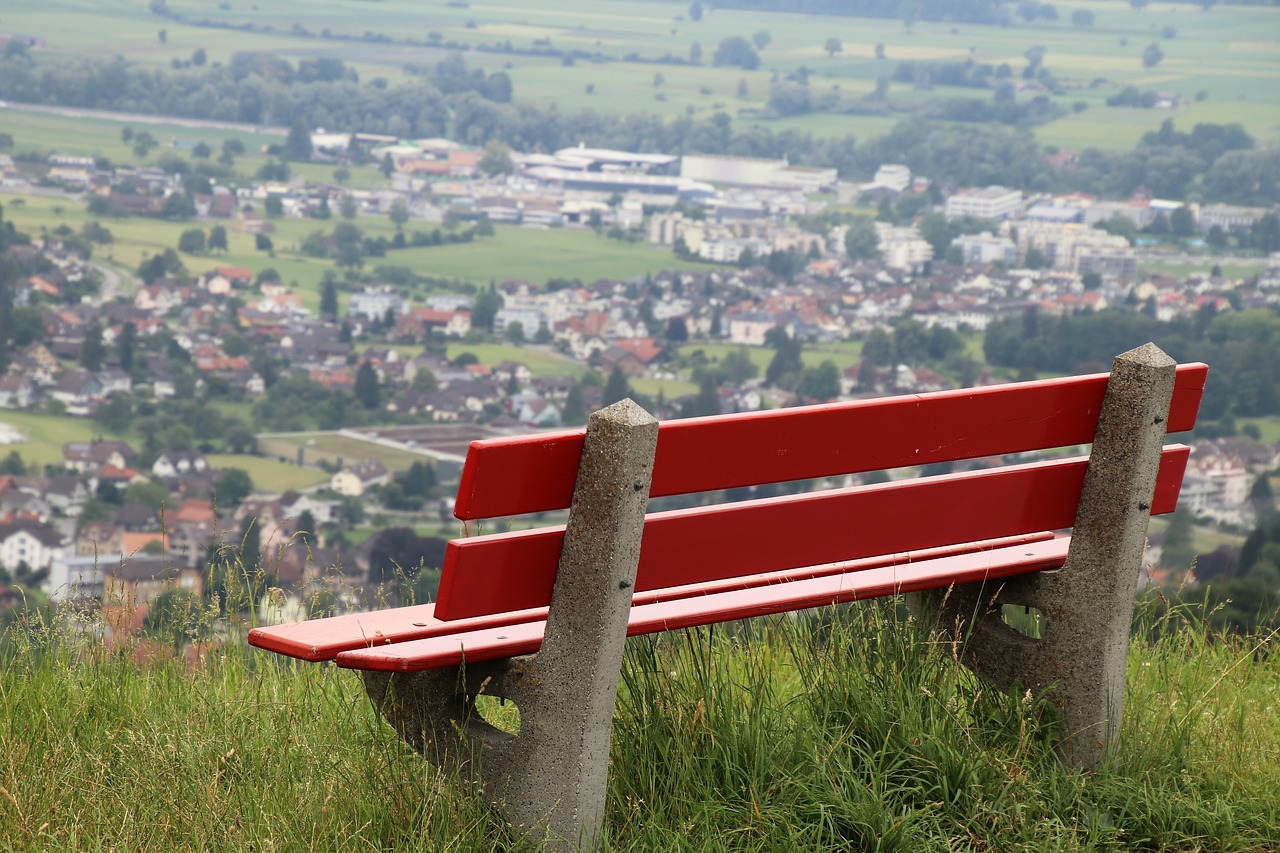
<box><xmin>330</xmin><ymin>460</ymin><xmax>390</xmax><ymax>497</ymax></box>
<box><xmin>44</xmin><ymin>474</ymin><xmax>91</xmax><ymax>516</ymax></box>
<box><xmin>152</xmin><ymin>451</ymin><xmax>210</xmax><ymax>480</ymax></box>
<box><xmin>63</xmin><ymin>440</ymin><xmax>137</xmax><ymax>474</ymax></box>
<box><xmin>0</xmin><ymin>519</ymin><xmax>70</xmax><ymax>575</ymax></box>
<box><xmin>49</xmin><ymin>371</ymin><xmax>104</xmax><ymax>415</ymax></box>
<box><xmin>0</xmin><ymin>375</ymin><xmax>34</xmax><ymax>409</ymax></box>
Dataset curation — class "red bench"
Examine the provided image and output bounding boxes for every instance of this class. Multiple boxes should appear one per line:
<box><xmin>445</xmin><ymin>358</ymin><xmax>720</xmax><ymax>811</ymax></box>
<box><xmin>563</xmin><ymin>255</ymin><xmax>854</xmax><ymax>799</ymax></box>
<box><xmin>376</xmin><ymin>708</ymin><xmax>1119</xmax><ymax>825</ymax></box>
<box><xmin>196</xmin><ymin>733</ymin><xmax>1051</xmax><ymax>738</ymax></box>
<box><xmin>249</xmin><ymin>343</ymin><xmax>1205</xmax><ymax>851</ymax></box>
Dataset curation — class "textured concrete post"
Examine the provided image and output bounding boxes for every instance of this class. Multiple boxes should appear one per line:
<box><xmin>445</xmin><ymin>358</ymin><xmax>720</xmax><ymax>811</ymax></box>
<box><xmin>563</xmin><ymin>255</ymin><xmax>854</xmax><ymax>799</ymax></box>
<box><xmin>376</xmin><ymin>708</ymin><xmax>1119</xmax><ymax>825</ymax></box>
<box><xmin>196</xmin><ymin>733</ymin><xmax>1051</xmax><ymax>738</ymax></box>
<box><xmin>364</xmin><ymin>399</ymin><xmax>658</xmax><ymax>850</ymax></box>
<box><xmin>915</xmin><ymin>343</ymin><xmax>1176</xmax><ymax>768</ymax></box>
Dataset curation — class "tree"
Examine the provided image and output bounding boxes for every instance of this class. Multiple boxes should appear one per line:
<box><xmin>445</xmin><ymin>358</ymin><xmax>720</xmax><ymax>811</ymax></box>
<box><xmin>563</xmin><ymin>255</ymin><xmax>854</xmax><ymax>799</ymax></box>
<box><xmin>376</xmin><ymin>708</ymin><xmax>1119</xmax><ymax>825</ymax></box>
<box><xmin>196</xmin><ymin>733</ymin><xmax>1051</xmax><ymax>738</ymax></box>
<box><xmin>365</xmin><ymin>527</ymin><xmax>447</xmax><ymax>585</ymax></box>
<box><xmin>688</xmin><ymin>0</ymin><xmax>703</xmax><ymax>20</ymax></box>
<box><xmin>1170</xmin><ymin>206</ymin><xmax>1196</xmax><ymax>237</ymax></box>
<box><xmin>320</xmin><ymin>276</ymin><xmax>339</xmax><ymax>318</ymax></box>
<box><xmin>824</xmin><ymin>37</ymin><xmax>843</xmax><ymax>57</ymax></box>
<box><xmin>875</xmin><ymin>42</ymin><xmax>886</xmax><ymax>60</ymax></box>
<box><xmin>263</xmin><ymin>195</ymin><xmax>284</xmax><ymax>218</ymax></box>
<box><xmin>388</xmin><ymin>197</ymin><xmax>410</xmax><ymax>229</ymax></box>
<box><xmin>504</xmin><ymin>321</ymin><xmax>526</xmax><ymax>345</ymax></box>
<box><xmin>603</xmin><ymin>366</ymin><xmax>632</xmax><ymax>407</ymax></box>
<box><xmin>1143</xmin><ymin>42</ymin><xmax>1164</xmax><ymax>68</ymax></box>
<box><xmin>177</xmin><ymin>228</ymin><xmax>206</xmax><ymax>255</ymax></box>
<box><xmin>255</xmin><ymin>234</ymin><xmax>273</xmax><ymax>253</ymax></box>
<box><xmin>764</xmin><ymin>326</ymin><xmax>803</xmax><ymax>388</ymax></box>
<box><xmin>665</xmin><ymin>317</ymin><xmax>689</xmax><ymax>343</ymax></box>
<box><xmin>80</xmin><ymin>320</ymin><xmax>105</xmax><ymax>371</ymax></box>
<box><xmin>162</xmin><ymin>192</ymin><xmax>195</xmax><ymax>220</ymax></box>
<box><xmin>713</xmin><ymin>37</ymin><xmax>760</xmax><ymax>70</ymax></box>
<box><xmin>689</xmin><ymin>42</ymin><xmax>703</xmax><ymax>64</ymax></box>
<box><xmin>1071</xmin><ymin>8</ymin><xmax>1095</xmax><ymax>26</ymax></box>
<box><xmin>93</xmin><ymin>393</ymin><xmax>134</xmax><ymax>434</ymax></box>
<box><xmin>118</xmin><ymin>321</ymin><xmax>137</xmax><ymax>371</ymax></box>
<box><xmin>479</xmin><ymin>141</ymin><xmax>514</xmax><ymax>176</ymax></box>
<box><xmin>286</xmin><ymin>119</ymin><xmax>313</xmax><ymax>161</ymax></box>
<box><xmin>753</xmin><ymin>31</ymin><xmax>772</xmax><ymax>50</ymax></box>
<box><xmin>295</xmin><ymin>509</ymin><xmax>317</xmax><ymax>547</ymax></box>
<box><xmin>860</xmin><ymin>327</ymin><xmax>893</xmax><ymax>389</ymax></box>
<box><xmin>216</xmin><ymin>468</ymin><xmax>254</xmax><ymax>508</ymax></box>
<box><xmin>796</xmin><ymin>360</ymin><xmax>841</xmax><ymax>403</ymax></box>
<box><xmin>355</xmin><ymin>361</ymin><xmax>380</xmax><ymax>410</ymax></box>
<box><xmin>472</xmin><ymin>284</ymin><xmax>501</xmax><ymax>331</ymax></box>
<box><xmin>340</xmin><ymin>194</ymin><xmax>358</xmax><ymax>220</ymax></box>
<box><xmin>844</xmin><ymin>218</ymin><xmax>880</xmax><ymax>260</ymax></box>
<box><xmin>191</xmin><ymin>47</ymin><xmax>207</xmax><ymax>66</ymax></box>
<box><xmin>563</xmin><ymin>384</ymin><xmax>586</xmax><ymax>425</ymax></box>
<box><xmin>208</xmin><ymin>225</ymin><xmax>228</xmax><ymax>253</ymax></box>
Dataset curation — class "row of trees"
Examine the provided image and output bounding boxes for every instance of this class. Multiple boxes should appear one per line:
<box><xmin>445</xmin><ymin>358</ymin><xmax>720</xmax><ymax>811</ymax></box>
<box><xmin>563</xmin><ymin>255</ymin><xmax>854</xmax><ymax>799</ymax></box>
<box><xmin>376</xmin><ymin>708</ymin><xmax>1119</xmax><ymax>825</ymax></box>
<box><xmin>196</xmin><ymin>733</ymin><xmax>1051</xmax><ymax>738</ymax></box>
<box><xmin>983</xmin><ymin>306</ymin><xmax>1280</xmax><ymax>432</ymax></box>
<box><xmin>4</xmin><ymin>35</ymin><xmax>1274</xmax><ymax>203</ymax></box>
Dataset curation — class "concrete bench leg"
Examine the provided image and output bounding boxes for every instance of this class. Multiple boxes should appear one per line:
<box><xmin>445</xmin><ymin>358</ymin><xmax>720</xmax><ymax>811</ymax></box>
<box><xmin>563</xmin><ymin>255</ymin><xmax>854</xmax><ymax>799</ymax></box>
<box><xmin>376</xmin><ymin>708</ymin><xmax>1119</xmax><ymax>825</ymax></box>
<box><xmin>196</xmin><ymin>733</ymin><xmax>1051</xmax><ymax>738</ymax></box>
<box><xmin>363</xmin><ymin>399</ymin><xmax>659</xmax><ymax>851</ymax></box>
<box><xmin>914</xmin><ymin>343</ymin><xmax>1177</xmax><ymax>768</ymax></box>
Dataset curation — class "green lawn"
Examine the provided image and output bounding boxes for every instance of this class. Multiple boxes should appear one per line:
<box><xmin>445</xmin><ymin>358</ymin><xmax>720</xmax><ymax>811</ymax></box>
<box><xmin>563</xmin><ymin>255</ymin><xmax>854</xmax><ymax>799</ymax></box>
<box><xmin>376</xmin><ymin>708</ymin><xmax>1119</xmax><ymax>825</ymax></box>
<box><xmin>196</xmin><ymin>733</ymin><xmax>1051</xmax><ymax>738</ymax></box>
<box><xmin>3</xmin><ymin>595</ymin><xmax>1279</xmax><ymax>850</ymax></box>
<box><xmin>204</xmin><ymin>454</ymin><xmax>329</xmax><ymax>491</ymax></box>
<box><xmin>443</xmin><ymin>343</ymin><xmax>589</xmax><ymax>379</ymax></box>
<box><xmin>396</xmin><ymin>226</ymin><xmax>705</xmax><ymax>287</ymax></box>
<box><xmin>0</xmin><ymin>411</ymin><xmax>100</xmax><ymax>469</ymax></box>
<box><xmin>258</xmin><ymin>433</ymin><xmax>431</xmax><ymax>473</ymax></box>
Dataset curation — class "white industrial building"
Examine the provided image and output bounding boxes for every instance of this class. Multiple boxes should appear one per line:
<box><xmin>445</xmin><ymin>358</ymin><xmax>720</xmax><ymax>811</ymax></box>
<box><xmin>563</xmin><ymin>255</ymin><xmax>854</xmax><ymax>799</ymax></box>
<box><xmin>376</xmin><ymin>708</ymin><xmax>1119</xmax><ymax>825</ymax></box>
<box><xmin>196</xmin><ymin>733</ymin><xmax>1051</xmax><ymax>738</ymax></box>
<box><xmin>945</xmin><ymin>186</ymin><xmax>1023</xmax><ymax>220</ymax></box>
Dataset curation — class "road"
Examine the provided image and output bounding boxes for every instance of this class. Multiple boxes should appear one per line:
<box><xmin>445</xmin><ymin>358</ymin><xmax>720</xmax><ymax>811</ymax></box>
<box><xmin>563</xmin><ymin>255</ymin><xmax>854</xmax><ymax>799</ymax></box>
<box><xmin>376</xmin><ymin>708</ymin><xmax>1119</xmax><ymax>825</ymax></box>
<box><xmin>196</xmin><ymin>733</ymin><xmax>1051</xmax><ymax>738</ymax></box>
<box><xmin>2</xmin><ymin>101</ymin><xmax>287</xmax><ymax>137</ymax></box>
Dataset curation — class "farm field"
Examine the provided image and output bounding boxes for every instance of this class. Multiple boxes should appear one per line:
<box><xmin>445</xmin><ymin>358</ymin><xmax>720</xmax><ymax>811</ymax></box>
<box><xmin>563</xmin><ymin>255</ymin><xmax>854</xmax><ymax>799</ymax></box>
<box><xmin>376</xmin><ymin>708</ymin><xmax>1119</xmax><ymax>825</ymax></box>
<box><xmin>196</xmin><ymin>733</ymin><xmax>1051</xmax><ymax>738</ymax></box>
<box><xmin>1</xmin><ymin>0</ymin><xmax>1275</xmax><ymax>155</ymax></box>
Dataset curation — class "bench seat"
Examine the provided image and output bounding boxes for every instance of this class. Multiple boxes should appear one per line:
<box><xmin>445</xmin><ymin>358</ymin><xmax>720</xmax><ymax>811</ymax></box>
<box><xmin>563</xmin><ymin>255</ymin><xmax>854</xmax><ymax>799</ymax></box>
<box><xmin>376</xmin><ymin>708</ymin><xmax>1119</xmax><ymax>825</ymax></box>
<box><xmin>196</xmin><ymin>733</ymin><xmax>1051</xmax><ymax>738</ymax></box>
<box><xmin>335</xmin><ymin>535</ymin><xmax>1074</xmax><ymax>673</ymax></box>
<box><xmin>248</xmin><ymin>531</ymin><xmax>1054</xmax><ymax>662</ymax></box>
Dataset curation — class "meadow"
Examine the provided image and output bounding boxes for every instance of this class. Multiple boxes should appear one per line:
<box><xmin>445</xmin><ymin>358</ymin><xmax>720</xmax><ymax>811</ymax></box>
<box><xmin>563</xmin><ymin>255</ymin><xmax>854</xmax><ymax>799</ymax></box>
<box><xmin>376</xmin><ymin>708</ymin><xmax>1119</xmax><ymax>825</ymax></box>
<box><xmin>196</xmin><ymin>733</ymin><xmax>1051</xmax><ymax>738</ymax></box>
<box><xmin>3</xmin><ymin>0</ymin><xmax>1277</xmax><ymax>152</ymax></box>
<box><xmin>0</xmin><ymin>189</ymin><xmax>709</xmax><ymax>310</ymax></box>
<box><xmin>2</xmin><ymin>587</ymin><xmax>1278</xmax><ymax>851</ymax></box>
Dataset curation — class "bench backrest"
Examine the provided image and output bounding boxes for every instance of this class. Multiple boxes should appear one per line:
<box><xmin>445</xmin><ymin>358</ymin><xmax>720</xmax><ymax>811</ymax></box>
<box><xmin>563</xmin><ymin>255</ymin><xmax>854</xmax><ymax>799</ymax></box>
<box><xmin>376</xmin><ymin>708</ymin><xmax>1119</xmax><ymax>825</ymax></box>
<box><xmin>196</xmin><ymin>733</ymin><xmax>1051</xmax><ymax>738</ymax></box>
<box><xmin>434</xmin><ymin>364</ymin><xmax>1207</xmax><ymax>621</ymax></box>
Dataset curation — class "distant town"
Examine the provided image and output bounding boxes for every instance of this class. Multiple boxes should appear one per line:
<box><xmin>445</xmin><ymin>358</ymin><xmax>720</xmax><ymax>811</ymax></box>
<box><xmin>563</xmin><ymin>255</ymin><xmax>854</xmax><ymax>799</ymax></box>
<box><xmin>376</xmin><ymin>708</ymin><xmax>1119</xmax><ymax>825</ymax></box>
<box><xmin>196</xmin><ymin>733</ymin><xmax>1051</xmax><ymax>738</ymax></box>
<box><xmin>2</xmin><ymin>126</ymin><xmax>1279</xmax><ymax>638</ymax></box>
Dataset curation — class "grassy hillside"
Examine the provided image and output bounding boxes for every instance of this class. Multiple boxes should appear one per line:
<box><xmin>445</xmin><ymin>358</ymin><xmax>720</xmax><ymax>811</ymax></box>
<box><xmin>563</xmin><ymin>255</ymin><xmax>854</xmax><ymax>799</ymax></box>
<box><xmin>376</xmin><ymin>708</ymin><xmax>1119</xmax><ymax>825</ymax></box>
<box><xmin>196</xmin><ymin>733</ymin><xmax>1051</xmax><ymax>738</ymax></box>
<box><xmin>2</xmin><ymin>593</ymin><xmax>1277</xmax><ymax>851</ymax></box>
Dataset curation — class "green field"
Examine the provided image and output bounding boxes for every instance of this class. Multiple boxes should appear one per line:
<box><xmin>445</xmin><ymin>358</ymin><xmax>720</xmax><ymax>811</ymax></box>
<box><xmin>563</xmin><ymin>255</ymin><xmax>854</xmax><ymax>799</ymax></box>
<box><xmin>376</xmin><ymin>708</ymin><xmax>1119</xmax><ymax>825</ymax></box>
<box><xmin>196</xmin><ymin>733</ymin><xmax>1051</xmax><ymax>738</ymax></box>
<box><xmin>0</xmin><ymin>190</ymin><xmax>707</xmax><ymax>309</ymax></box>
<box><xmin>258</xmin><ymin>432</ymin><xmax>435</xmax><ymax>473</ymax></box>
<box><xmin>4</xmin><ymin>595</ymin><xmax>1279</xmax><ymax>850</ymax></box>
<box><xmin>2</xmin><ymin>0</ymin><xmax>1276</xmax><ymax>155</ymax></box>
<box><xmin>442</xmin><ymin>343</ymin><xmax>589</xmax><ymax>378</ymax></box>
<box><xmin>396</xmin><ymin>227</ymin><xmax>708</xmax><ymax>286</ymax></box>
<box><xmin>204</xmin><ymin>453</ymin><xmax>329</xmax><ymax>491</ymax></box>
<box><xmin>0</xmin><ymin>411</ymin><xmax>100</xmax><ymax>469</ymax></box>
<box><xmin>679</xmin><ymin>340</ymin><xmax>864</xmax><ymax>373</ymax></box>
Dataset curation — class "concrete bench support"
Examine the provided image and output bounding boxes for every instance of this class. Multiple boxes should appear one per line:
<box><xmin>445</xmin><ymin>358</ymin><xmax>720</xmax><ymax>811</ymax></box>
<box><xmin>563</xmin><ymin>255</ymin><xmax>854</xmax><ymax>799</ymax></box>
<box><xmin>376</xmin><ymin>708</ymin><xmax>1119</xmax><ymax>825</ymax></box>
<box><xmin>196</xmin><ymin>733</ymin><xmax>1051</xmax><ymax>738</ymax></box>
<box><xmin>362</xmin><ymin>399</ymin><xmax>658</xmax><ymax>851</ymax></box>
<box><xmin>914</xmin><ymin>342</ymin><xmax>1177</xmax><ymax>768</ymax></box>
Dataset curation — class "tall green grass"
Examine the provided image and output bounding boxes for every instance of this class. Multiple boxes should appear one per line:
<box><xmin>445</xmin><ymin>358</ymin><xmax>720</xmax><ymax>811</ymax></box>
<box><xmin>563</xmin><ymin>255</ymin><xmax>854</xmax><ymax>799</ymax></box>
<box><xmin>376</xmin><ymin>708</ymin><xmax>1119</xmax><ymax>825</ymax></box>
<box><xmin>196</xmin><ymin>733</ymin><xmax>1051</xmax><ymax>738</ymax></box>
<box><xmin>2</xmin><ymin>586</ymin><xmax>1277</xmax><ymax>851</ymax></box>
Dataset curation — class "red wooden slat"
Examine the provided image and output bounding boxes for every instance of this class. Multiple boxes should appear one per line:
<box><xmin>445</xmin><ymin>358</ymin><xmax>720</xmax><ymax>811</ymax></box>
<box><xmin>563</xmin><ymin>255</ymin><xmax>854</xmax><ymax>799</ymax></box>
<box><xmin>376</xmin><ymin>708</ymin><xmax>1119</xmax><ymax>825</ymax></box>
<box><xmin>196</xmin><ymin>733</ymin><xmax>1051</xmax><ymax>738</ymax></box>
<box><xmin>246</xmin><ymin>603</ymin><xmax>545</xmax><ymax>662</ymax></box>
<box><xmin>248</xmin><ymin>532</ymin><xmax>1054</xmax><ymax>662</ymax></box>
<box><xmin>338</xmin><ymin>537</ymin><xmax>1073</xmax><ymax>673</ymax></box>
<box><xmin>435</xmin><ymin>445</ymin><xmax>1190</xmax><ymax>621</ymax></box>
<box><xmin>454</xmin><ymin>364</ymin><xmax>1207</xmax><ymax>520</ymax></box>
